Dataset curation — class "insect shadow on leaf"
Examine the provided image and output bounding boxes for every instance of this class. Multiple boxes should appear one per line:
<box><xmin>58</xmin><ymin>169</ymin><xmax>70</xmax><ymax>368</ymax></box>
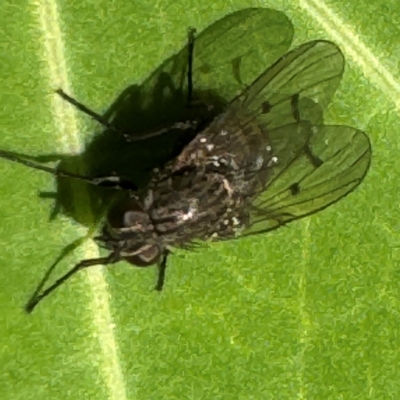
<box><xmin>0</xmin><ymin>9</ymin><xmax>371</xmax><ymax>312</ymax></box>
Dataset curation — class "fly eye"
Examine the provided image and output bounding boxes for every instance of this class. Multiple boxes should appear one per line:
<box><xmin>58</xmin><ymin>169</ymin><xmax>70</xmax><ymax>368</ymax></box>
<box><xmin>124</xmin><ymin>245</ymin><xmax>161</xmax><ymax>267</ymax></box>
<box><xmin>107</xmin><ymin>197</ymin><xmax>148</xmax><ymax>229</ymax></box>
<box><xmin>123</xmin><ymin>210</ymin><xmax>150</xmax><ymax>228</ymax></box>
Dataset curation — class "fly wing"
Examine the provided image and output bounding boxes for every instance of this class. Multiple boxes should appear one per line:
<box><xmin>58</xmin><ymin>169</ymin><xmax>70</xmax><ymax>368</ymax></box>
<box><xmin>234</xmin><ymin>40</ymin><xmax>345</xmax><ymax>128</ymax></box>
<box><xmin>117</xmin><ymin>8</ymin><xmax>294</xmax><ymax>139</ymax></box>
<box><xmin>172</xmin><ymin>40</ymin><xmax>345</xmax><ymax>170</ymax></box>
<box><xmin>142</xmin><ymin>8</ymin><xmax>294</xmax><ymax>107</ymax></box>
<box><xmin>161</xmin><ymin>40</ymin><xmax>370</xmax><ymax>238</ymax></box>
<box><xmin>189</xmin><ymin>8</ymin><xmax>294</xmax><ymax>103</ymax></box>
<box><xmin>244</xmin><ymin>124</ymin><xmax>371</xmax><ymax>235</ymax></box>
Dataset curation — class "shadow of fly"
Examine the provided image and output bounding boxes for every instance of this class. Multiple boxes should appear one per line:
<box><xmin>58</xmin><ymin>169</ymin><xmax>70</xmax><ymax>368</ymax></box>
<box><xmin>0</xmin><ymin>29</ymin><xmax>371</xmax><ymax>312</ymax></box>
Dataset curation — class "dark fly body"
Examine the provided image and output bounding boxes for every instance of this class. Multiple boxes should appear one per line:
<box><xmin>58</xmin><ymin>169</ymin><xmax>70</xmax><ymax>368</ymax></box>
<box><xmin>93</xmin><ymin>40</ymin><xmax>371</xmax><ymax>302</ymax></box>
<box><xmin>0</xmin><ymin>36</ymin><xmax>371</xmax><ymax>312</ymax></box>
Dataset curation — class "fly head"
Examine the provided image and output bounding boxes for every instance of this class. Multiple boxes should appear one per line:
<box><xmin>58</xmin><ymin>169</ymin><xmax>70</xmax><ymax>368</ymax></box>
<box><xmin>97</xmin><ymin>196</ymin><xmax>163</xmax><ymax>267</ymax></box>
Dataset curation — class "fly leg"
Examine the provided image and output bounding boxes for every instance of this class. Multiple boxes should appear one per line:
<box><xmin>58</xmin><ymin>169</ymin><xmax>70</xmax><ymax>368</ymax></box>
<box><xmin>0</xmin><ymin>149</ymin><xmax>138</xmax><ymax>190</ymax></box>
<box><xmin>56</xmin><ymin>89</ymin><xmax>125</xmax><ymax>135</ymax></box>
<box><xmin>187</xmin><ymin>27</ymin><xmax>196</xmax><ymax>105</ymax></box>
<box><xmin>26</xmin><ymin>252</ymin><xmax>119</xmax><ymax>313</ymax></box>
<box><xmin>155</xmin><ymin>250</ymin><xmax>170</xmax><ymax>291</ymax></box>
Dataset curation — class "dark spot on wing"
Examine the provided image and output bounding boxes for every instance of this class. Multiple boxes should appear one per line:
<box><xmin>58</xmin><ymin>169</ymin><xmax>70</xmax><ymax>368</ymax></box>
<box><xmin>304</xmin><ymin>145</ymin><xmax>323</xmax><ymax>167</ymax></box>
<box><xmin>289</xmin><ymin>183</ymin><xmax>300</xmax><ymax>195</ymax></box>
<box><xmin>232</xmin><ymin>57</ymin><xmax>244</xmax><ymax>86</ymax></box>
<box><xmin>261</xmin><ymin>101</ymin><xmax>272</xmax><ymax>114</ymax></box>
<box><xmin>198</xmin><ymin>64</ymin><xmax>211</xmax><ymax>74</ymax></box>
<box><xmin>291</xmin><ymin>94</ymin><xmax>300</xmax><ymax>122</ymax></box>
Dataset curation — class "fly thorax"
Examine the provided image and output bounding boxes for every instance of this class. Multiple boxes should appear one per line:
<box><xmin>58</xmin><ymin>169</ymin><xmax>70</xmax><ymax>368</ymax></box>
<box><xmin>146</xmin><ymin>169</ymin><xmax>252</xmax><ymax>244</ymax></box>
<box><xmin>149</xmin><ymin>195</ymin><xmax>200</xmax><ymax>244</ymax></box>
